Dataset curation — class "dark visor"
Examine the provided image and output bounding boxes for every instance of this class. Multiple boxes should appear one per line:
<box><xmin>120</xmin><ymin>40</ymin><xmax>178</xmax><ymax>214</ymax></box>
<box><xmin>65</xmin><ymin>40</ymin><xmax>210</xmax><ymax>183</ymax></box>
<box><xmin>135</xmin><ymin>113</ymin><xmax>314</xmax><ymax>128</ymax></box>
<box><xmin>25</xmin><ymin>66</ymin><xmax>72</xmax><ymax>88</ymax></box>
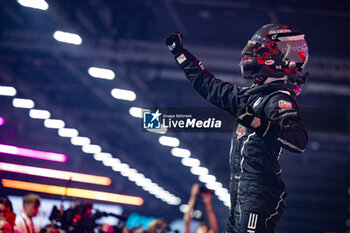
<box><xmin>241</xmin><ymin>40</ymin><xmax>268</xmax><ymax>55</ymax></box>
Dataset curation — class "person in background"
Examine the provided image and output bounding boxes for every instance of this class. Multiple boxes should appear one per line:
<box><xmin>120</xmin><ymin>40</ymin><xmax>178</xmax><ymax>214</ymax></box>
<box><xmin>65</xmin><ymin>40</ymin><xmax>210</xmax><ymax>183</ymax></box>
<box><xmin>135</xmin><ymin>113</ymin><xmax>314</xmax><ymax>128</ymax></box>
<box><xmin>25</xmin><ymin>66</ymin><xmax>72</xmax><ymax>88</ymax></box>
<box><xmin>15</xmin><ymin>194</ymin><xmax>40</xmax><ymax>233</ymax></box>
<box><xmin>39</xmin><ymin>224</ymin><xmax>58</xmax><ymax>233</ymax></box>
<box><xmin>0</xmin><ymin>197</ymin><xmax>16</xmax><ymax>228</ymax></box>
<box><xmin>148</xmin><ymin>219</ymin><xmax>167</xmax><ymax>233</ymax></box>
<box><xmin>184</xmin><ymin>184</ymin><xmax>218</xmax><ymax>233</ymax></box>
<box><xmin>0</xmin><ymin>217</ymin><xmax>14</xmax><ymax>233</ymax></box>
<box><xmin>98</xmin><ymin>223</ymin><xmax>115</xmax><ymax>233</ymax></box>
<box><xmin>0</xmin><ymin>197</ymin><xmax>18</xmax><ymax>233</ymax></box>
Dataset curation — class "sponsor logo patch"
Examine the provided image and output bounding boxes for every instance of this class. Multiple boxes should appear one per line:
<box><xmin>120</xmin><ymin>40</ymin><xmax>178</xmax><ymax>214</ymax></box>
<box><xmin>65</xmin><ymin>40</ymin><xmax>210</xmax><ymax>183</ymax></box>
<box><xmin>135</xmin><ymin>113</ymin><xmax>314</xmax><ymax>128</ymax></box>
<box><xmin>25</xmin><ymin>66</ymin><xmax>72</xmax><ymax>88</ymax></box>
<box><xmin>250</xmin><ymin>117</ymin><xmax>261</xmax><ymax>128</ymax></box>
<box><xmin>278</xmin><ymin>100</ymin><xmax>292</xmax><ymax>109</ymax></box>
<box><xmin>265</xmin><ymin>60</ymin><xmax>275</xmax><ymax>65</ymax></box>
<box><xmin>176</xmin><ymin>54</ymin><xmax>187</xmax><ymax>64</ymax></box>
<box><xmin>236</xmin><ymin>124</ymin><xmax>246</xmax><ymax>140</ymax></box>
<box><xmin>247</xmin><ymin>213</ymin><xmax>258</xmax><ymax>233</ymax></box>
<box><xmin>268</xmin><ymin>29</ymin><xmax>292</xmax><ymax>34</ymax></box>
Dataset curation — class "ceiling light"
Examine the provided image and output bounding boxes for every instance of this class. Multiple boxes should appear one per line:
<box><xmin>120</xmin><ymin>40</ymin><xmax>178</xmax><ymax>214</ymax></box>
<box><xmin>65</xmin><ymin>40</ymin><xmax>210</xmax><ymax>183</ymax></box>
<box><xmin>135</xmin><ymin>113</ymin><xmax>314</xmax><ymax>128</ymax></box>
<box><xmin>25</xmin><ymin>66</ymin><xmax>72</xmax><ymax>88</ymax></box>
<box><xmin>158</xmin><ymin>136</ymin><xmax>180</xmax><ymax>147</ymax></box>
<box><xmin>190</xmin><ymin>166</ymin><xmax>209</xmax><ymax>176</ymax></box>
<box><xmin>17</xmin><ymin>0</ymin><xmax>48</xmax><ymax>10</ymax></box>
<box><xmin>88</xmin><ymin>67</ymin><xmax>115</xmax><ymax>80</ymax></box>
<box><xmin>58</xmin><ymin>128</ymin><xmax>79</xmax><ymax>137</ymax></box>
<box><xmin>44</xmin><ymin>119</ymin><xmax>65</xmax><ymax>129</ymax></box>
<box><xmin>53</xmin><ymin>31</ymin><xmax>82</xmax><ymax>45</ymax></box>
<box><xmin>12</xmin><ymin>98</ymin><xmax>34</xmax><ymax>109</ymax></box>
<box><xmin>0</xmin><ymin>86</ymin><xmax>16</xmax><ymax>96</ymax></box>
<box><xmin>218</xmin><ymin>193</ymin><xmax>230</xmax><ymax>202</ymax></box>
<box><xmin>198</xmin><ymin>174</ymin><xmax>216</xmax><ymax>183</ymax></box>
<box><xmin>103</xmin><ymin>158</ymin><xmax>120</xmax><ymax>167</ymax></box>
<box><xmin>167</xmin><ymin>197</ymin><xmax>181</xmax><ymax>205</ymax></box>
<box><xmin>112</xmin><ymin>163</ymin><xmax>129</xmax><ymax>172</ymax></box>
<box><xmin>129</xmin><ymin>107</ymin><xmax>150</xmax><ymax>118</ymax></box>
<box><xmin>111</xmin><ymin>88</ymin><xmax>136</xmax><ymax>101</ymax></box>
<box><xmin>82</xmin><ymin>144</ymin><xmax>102</xmax><ymax>154</ymax></box>
<box><xmin>171</xmin><ymin>148</ymin><xmax>191</xmax><ymax>158</ymax></box>
<box><xmin>215</xmin><ymin>187</ymin><xmax>229</xmax><ymax>196</ymax></box>
<box><xmin>138</xmin><ymin>178</ymin><xmax>152</xmax><ymax>187</ymax></box>
<box><xmin>29</xmin><ymin>109</ymin><xmax>51</xmax><ymax>119</ymax></box>
<box><xmin>181</xmin><ymin>157</ymin><xmax>200</xmax><ymax>167</ymax></box>
<box><xmin>70</xmin><ymin>137</ymin><xmax>90</xmax><ymax>146</ymax></box>
<box><xmin>205</xmin><ymin>181</ymin><xmax>223</xmax><ymax>190</ymax></box>
<box><xmin>120</xmin><ymin>168</ymin><xmax>138</xmax><ymax>177</ymax></box>
<box><xmin>127</xmin><ymin>173</ymin><xmax>145</xmax><ymax>182</ymax></box>
<box><xmin>94</xmin><ymin>152</ymin><xmax>113</xmax><ymax>162</ymax></box>
<box><xmin>129</xmin><ymin>107</ymin><xmax>142</xmax><ymax>118</ymax></box>
<box><xmin>144</xmin><ymin>182</ymin><xmax>159</xmax><ymax>190</ymax></box>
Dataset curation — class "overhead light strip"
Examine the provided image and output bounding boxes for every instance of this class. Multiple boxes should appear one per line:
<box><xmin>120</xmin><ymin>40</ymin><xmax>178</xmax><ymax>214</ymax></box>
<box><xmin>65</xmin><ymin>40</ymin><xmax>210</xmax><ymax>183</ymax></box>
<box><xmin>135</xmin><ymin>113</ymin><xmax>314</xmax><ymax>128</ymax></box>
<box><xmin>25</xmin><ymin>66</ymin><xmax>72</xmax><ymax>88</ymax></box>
<box><xmin>0</xmin><ymin>143</ymin><xmax>67</xmax><ymax>163</ymax></box>
<box><xmin>0</xmin><ymin>162</ymin><xmax>111</xmax><ymax>186</ymax></box>
<box><xmin>2</xmin><ymin>179</ymin><xmax>143</xmax><ymax>206</ymax></box>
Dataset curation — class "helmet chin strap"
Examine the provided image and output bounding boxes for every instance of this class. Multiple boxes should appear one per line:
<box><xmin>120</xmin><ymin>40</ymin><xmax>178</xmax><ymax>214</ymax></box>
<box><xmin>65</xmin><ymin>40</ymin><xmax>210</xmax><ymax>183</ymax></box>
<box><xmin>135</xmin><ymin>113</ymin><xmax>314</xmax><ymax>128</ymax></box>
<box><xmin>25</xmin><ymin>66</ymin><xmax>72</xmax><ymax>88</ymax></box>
<box><xmin>252</xmin><ymin>77</ymin><xmax>266</xmax><ymax>86</ymax></box>
<box><xmin>251</xmin><ymin>74</ymin><xmax>308</xmax><ymax>96</ymax></box>
<box><xmin>263</xmin><ymin>76</ymin><xmax>288</xmax><ymax>84</ymax></box>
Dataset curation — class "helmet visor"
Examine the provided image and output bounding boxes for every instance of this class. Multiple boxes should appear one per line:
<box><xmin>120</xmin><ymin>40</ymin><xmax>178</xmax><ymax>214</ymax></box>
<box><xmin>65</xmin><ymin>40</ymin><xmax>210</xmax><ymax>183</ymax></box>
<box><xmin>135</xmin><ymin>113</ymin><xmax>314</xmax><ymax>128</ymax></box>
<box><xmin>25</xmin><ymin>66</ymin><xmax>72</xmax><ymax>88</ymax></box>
<box><xmin>241</xmin><ymin>40</ymin><xmax>269</xmax><ymax>56</ymax></box>
<box><xmin>277</xmin><ymin>35</ymin><xmax>308</xmax><ymax>69</ymax></box>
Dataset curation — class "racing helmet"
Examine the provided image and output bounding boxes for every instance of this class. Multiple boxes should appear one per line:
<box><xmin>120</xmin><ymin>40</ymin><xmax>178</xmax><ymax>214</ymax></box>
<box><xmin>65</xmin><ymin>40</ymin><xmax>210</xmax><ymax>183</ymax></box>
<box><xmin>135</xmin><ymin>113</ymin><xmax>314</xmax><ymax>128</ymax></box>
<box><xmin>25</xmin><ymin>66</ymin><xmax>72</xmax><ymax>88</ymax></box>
<box><xmin>240</xmin><ymin>24</ymin><xmax>309</xmax><ymax>83</ymax></box>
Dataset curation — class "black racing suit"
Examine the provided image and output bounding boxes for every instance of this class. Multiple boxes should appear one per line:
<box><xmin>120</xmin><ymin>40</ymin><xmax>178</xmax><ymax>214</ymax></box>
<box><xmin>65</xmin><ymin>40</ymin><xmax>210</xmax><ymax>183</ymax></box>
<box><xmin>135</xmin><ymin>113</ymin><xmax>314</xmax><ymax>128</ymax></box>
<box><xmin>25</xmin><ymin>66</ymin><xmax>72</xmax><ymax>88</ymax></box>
<box><xmin>173</xmin><ymin>50</ymin><xmax>308</xmax><ymax>233</ymax></box>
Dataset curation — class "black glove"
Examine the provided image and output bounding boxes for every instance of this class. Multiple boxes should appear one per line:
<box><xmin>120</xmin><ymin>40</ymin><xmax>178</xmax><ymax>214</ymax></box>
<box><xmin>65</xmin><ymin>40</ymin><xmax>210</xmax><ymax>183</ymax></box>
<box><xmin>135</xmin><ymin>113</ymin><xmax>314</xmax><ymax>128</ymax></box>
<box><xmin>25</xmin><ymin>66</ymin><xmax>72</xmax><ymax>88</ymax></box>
<box><xmin>237</xmin><ymin>106</ymin><xmax>278</xmax><ymax>138</ymax></box>
<box><xmin>165</xmin><ymin>31</ymin><xmax>184</xmax><ymax>56</ymax></box>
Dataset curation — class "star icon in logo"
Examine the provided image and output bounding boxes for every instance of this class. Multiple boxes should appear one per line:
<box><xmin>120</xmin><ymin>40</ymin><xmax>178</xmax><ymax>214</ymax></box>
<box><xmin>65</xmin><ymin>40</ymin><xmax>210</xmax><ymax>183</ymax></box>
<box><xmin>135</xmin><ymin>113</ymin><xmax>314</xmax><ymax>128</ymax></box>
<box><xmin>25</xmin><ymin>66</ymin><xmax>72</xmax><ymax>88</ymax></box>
<box><xmin>150</xmin><ymin>109</ymin><xmax>162</xmax><ymax>122</ymax></box>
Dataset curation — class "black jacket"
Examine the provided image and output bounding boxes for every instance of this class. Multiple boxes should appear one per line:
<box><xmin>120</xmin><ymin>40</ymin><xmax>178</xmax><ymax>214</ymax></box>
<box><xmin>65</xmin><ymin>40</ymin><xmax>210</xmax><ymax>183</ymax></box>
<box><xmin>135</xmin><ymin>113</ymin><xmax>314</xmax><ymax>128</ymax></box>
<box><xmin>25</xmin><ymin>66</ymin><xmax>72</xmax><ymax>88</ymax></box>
<box><xmin>173</xmin><ymin>48</ymin><xmax>308</xmax><ymax>232</ymax></box>
<box><xmin>176</xmin><ymin>49</ymin><xmax>308</xmax><ymax>186</ymax></box>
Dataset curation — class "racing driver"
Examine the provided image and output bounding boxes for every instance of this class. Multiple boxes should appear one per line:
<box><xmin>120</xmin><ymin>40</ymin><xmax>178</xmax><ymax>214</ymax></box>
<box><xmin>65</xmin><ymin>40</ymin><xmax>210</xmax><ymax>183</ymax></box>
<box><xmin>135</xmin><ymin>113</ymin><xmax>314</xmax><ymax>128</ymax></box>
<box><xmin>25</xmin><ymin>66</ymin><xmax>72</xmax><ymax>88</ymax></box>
<box><xmin>165</xmin><ymin>24</ymin><xmax>309</xmax><ymax>233</ymax></box>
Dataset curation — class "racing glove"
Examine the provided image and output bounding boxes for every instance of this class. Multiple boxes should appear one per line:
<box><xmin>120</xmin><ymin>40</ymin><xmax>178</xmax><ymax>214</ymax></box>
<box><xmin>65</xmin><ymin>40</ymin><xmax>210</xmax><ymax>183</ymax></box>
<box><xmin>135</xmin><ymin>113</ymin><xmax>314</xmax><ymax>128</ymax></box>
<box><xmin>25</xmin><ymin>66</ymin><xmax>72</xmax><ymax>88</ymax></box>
<box><xmin>165</xmin><ymin>31</ymin><xmax>194</xmax><ymax>67</ymax></box>
<box><xmin>238</xmin><ymin>106</ymin><xmax>279</xmax><ymax>139</ymax></box>
<box><xmin>165</xmin><ymin>31</ymin><xmax>184</xmax><ymax>56</ymax></box>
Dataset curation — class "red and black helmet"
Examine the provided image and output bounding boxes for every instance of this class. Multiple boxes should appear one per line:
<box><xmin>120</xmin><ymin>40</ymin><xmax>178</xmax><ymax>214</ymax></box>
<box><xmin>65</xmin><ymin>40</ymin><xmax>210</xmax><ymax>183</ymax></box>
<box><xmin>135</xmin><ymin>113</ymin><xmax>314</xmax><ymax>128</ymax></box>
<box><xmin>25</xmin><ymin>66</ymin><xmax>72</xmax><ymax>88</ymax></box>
<box><xmin>240</xmin><ymin>24</ymin><xmax>309</xmax><ymax>81</ymax></box>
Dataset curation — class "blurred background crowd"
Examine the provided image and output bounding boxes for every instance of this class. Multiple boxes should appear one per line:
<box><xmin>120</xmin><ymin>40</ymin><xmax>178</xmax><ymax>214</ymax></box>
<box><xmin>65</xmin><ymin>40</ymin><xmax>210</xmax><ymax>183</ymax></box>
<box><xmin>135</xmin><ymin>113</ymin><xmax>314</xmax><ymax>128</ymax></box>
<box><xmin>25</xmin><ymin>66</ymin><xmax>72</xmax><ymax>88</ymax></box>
<box><xmin>0</xmin><ymin>184</ymin><xmax>219</xmax><ymax>233</ymax></box>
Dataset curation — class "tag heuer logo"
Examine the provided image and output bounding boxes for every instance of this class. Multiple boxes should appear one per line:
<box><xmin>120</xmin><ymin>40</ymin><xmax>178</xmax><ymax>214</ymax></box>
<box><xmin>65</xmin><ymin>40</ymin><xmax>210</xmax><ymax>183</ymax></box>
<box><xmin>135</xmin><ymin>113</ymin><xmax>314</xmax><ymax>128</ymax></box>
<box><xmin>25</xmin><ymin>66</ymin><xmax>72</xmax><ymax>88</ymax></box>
<box><xmin>278</xmin><ymin>100</ymin><xmax>292</xmax><ymax>109</ymax></box>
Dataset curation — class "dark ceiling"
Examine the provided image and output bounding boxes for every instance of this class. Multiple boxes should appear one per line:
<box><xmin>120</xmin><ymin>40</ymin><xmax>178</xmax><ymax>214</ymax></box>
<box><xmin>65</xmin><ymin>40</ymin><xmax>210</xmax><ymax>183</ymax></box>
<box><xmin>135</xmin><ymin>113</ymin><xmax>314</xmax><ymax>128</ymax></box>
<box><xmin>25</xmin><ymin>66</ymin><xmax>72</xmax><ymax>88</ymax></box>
<box><xmin>0</xmin><ymin>0</ymin><xmax>350</xmax><ymax>232</ymax></box>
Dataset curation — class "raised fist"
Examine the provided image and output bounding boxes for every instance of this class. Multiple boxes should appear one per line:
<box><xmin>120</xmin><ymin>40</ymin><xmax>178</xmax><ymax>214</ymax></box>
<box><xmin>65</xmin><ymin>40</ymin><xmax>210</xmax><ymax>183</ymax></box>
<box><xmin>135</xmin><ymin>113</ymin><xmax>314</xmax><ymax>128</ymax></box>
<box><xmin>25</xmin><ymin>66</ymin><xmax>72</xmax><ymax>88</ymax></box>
<box><xmin>165</xmin><ymin>31</ymin><xmax>184</xmax><ymax>56</ymax></box>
